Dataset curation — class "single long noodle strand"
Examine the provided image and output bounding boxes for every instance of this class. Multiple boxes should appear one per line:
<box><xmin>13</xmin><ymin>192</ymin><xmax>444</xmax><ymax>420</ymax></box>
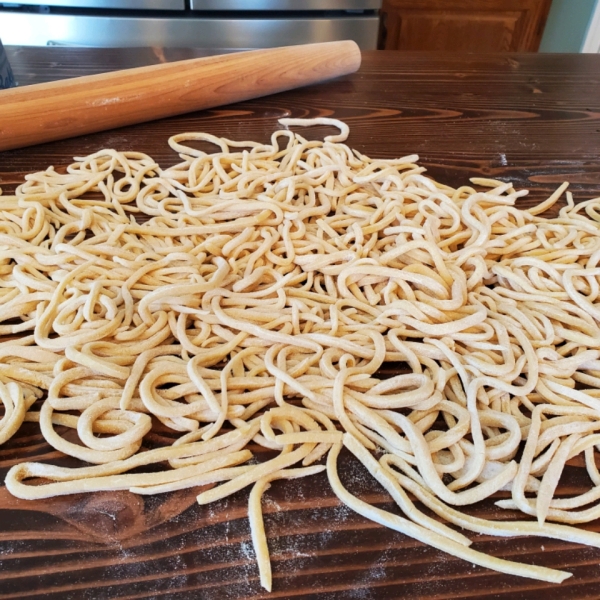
<box><xmin>326</xmin><ymin>443</ymin><xmax>570</xmax><ymax>584</ymax></box>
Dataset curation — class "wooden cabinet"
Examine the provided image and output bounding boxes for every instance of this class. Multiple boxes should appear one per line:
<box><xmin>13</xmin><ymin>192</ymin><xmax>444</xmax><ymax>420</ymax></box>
<box><xmin>379</xmin><ymin>0</ymin><xmax>553</xmax><ymax>52</ymax></box>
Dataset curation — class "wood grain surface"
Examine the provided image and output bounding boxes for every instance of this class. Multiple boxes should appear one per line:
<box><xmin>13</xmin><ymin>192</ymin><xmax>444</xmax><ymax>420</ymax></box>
<box><xmin>0</xmin><ymin>41</ymin><xmax>360</xmax><ymax>152</ymax></box>
<box><xmin>1</xmin><ymin>47</ymin><xmax>600</xmax><ymax>600</ymax></box>
<box><xmin>379</xmin><ymin>0</ymin><xmax>552</xmax><ymax>52</ymax></box>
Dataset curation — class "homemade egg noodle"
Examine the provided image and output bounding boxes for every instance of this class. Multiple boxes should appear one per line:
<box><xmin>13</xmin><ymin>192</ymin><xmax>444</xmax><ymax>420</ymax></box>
<box><xmin>2</xmin><ymin>118</ymin><xmax>600</xmax><ymax>591</ymax></box>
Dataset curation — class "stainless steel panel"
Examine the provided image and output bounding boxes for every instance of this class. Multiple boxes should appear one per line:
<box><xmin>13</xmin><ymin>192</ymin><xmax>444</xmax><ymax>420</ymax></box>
<box><xmin>190</xmin><ymin>0</ymin><xmax>381</xmax><ymax>10</ymax></box>
<box><xmin>0</xmin><ymin>13</ymin><xmax>379</xmax><ymax>49</ymax></box>
<box><xmin>2</xmin><ymin>0</ymin><xmax>184</xmax><ymax>9</ymax></box>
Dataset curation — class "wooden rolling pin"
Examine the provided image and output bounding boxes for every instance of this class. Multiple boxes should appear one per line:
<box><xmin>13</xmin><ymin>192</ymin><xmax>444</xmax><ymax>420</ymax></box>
<box><xmin>0</xmin><ymin>40</ymin><xmax>361</xmax><ymax>152</ymax></box>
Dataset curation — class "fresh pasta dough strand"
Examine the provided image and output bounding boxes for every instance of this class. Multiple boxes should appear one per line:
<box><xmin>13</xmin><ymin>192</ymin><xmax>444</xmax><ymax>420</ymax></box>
<box><xmin>3</xmin><ymin>118</ymin><xmax>600</xmax><ymax>591</ymax></box>
<box><xmin>343</xmin><ymin>432</ymin><xmax>472</xmax><ymax>546</ymax></box>
<box><xmin>326</xmin><ymin>443</ymin><xmax>570</xmax><ymax>584</ymax></box>
<box><xmin>248</xmin><ymin>465</ymin><xmax>326</xmax><ymax>593</ymax></box>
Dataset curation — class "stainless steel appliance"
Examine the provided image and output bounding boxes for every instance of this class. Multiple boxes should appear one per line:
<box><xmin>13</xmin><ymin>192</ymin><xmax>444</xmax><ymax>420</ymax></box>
<box><xmin>0</xmin><ymin>1</ymin><xmax>381</xmax><ymax>49</ymax></box>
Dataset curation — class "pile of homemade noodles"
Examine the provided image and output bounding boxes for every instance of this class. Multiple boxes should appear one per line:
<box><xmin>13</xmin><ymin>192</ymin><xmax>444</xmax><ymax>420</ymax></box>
<box><xmin>2</xmin><ymin>118</ymin><xmax>600</xmax><ymax>590</ymax></box>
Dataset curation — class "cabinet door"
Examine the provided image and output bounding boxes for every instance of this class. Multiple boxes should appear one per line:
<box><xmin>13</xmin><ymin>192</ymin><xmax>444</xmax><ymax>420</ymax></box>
<box><xmin>379</xmin><ymin>0</ymin><xmax>553</xmax><ymax>52</ymax></box>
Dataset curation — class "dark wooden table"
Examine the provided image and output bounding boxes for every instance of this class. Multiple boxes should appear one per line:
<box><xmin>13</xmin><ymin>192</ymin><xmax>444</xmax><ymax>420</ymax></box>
<box><xmin>1</xmin><ymin>46</ymin><xmax>600</xmax><ymax>600</ymax></box>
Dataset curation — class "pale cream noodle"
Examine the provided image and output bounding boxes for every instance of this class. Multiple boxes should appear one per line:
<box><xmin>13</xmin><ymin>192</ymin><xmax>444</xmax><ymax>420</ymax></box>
<box><xmin>1</xmin><ymin>118</ymin><xmax>600</xmax><ymax>591</ymax></box>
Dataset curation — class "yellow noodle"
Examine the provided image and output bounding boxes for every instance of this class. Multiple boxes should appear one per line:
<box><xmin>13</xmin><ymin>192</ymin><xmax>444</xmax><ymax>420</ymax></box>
<box><xmin>2</xmin><ymin>118</ymin><xmax>600</xmax><ymax>591</ymax></box>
